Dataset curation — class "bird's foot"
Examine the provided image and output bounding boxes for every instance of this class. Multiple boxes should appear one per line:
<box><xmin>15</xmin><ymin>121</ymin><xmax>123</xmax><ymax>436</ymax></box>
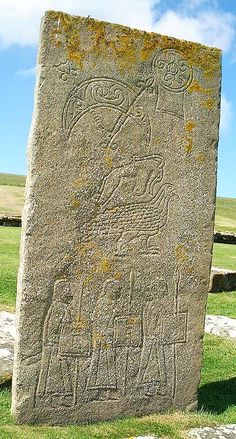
<box><xmin>146</xmin><ymin>246</ymin><xmax>160</xmax><ymax>255</ymax></box>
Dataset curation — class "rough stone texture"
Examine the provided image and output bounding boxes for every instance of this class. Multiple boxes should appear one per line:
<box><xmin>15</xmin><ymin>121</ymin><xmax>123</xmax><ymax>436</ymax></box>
<box><xmin>209</xmin><ymin>266</ymin><xmax>236</xmax><ymax>293</ymax></box>
<box><xmin>188</xmin><ymin>425</ymin><xmax>236</xmax><ymax>439</ymax></box>
<box><xmin>0</xmin><ymin>311</ymin><xmax>15</xmax><ymax>384</ymax></box>
<box><xmin>205</xmin><ymin>315</ymin><xmax>236</xmax><ymax>338</ymax></box>
<box><xmin>12</xmin><ymin>11</ymin><xmax>221</xmax><ymax>425</ymax></box>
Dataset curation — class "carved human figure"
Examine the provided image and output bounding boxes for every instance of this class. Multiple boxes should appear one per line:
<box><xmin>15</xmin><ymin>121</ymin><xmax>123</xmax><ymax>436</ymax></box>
<box><xmin>137</xmin><ymin>279</ymin><xmax>167</xmax><ymax>397</ymax></box>
<box><xmin>37</xmin><ymin>279</ymin><xmax>73</xmax><ymax>398</ymax></box>
<box><xmin>86</xmin><ymin>279</ymin><xmax>121</xmax><ymax>400</ymax></box>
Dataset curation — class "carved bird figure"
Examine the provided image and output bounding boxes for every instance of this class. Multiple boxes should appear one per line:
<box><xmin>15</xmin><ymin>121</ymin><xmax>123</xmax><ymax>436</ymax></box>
<box><xmin>81</xmin><ymin>155</ymin><xmax>175</xmax><ymax>254</ymax></box>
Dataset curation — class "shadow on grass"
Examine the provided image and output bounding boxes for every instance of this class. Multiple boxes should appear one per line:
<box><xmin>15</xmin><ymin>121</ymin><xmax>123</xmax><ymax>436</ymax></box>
<box><xmin>198</xmin><ymin>377</ymin><xmax>236</xmax><ymax>413</ymax></box>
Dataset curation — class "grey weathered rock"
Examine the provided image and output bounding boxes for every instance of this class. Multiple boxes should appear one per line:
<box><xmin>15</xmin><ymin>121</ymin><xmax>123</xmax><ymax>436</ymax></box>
<box><xmin>205</xmin><ymin>315</ymin><xmax>236</xmax><ymax>338</ymax></box>
<box><xmin>12</xmin><ymin>11</ymin><xmax>221</xmax><ymax>424</ymax></box>
<box><xmin>188</xmin><ymin>425</ymin><xmax>236</xmax><ymax>439</ymax></box>
<box><xmin>0</xmin><ymin>311</ymin><xmax>15</xmax><ymax>384</ymax></box>
<box><xmin>209</xmin><ymin>266</ymin><xmax>236</xmax><ymax>292</ymax></box>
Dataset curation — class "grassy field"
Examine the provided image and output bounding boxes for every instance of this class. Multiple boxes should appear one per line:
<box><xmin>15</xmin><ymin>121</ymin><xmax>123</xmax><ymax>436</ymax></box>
<box><xmin>215</xmin><ymin>197</ymin><xmax>236</xmax><ymax>233</ymax></box>
<box><xmin>0</xmin><ymin>227</ymin><xmax>20</xmax><ymax>311</ymax></box>
<box><xmin>0</xmin><ymin>174</ymin><xmax>26</xmax><ymax>187</ymax></box>
<box><xmin>212</xmin><ymin>243</ymin><xmax>236</xmax><ymax>270</ymax></box>
<box><xmin>0</xmin><ymin>186</ymin><xmax>25</xmax><ymax>216</ymax></box>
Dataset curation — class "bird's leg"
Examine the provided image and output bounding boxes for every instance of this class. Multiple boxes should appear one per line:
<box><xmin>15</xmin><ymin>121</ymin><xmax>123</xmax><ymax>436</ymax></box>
<box><xmin>146</xmin><ymin>233</ymin><xmax>160</xmax><ymax>254</ymax></box>
<box><xmin>115</xmin><ymin>231</ymin><xmax>139</xmax><ymax>256</ymax></box>
<box><xmin>138</xmin><ymin>234</ymin><xmax>149</xmax><ymax>254</ymax></box>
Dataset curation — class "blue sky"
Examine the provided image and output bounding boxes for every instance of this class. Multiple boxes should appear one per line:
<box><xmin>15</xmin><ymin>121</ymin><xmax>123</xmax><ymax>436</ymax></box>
<box><xmin>0</xmin><ymin>0</ymin><xmax>235</xmax><ymax>197</ymax></box>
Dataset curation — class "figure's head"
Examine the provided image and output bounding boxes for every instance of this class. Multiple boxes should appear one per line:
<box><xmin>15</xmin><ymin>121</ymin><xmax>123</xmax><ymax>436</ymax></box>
<box><xmin>146</xmin><ymin>278</ymin><xmax>168</xmax><ymax>300</ymax></box>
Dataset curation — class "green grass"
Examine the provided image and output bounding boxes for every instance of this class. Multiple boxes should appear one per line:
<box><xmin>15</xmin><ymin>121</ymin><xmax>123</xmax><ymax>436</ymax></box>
<box><xmin>207</xmin><ymin>292</ymin><xmax>236</xmax><ymax>319</ymax></box>
<box><xmin>0</xmin><ymin>227</ymin><xmax>20</xmax><ymax>311</ymax></box>
<box><xmin>215</xmin><ymin>197</ymin><xmax>236</xmax><ymax>233</ymax></box>
<box><xmin>0</xmin><ymin>174</ymin><xmax>26</xmax><ymax>187</ymax></box>
<box><xmin>212</xmin><ymin>243</ymin><xmax>236</xmax><ymax>270</ymax></box>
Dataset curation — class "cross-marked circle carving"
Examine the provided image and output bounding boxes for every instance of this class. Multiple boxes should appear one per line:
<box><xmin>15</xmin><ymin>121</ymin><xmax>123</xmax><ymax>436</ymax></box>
<box><xmin>153</xmin><ymin>49</ymin><xmax>193</xmax><ymax>92</ymax></box>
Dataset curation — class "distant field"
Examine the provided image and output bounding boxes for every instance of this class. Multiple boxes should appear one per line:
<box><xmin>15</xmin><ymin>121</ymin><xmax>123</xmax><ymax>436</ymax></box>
<box><xmin>0</xmin><ymin>174</ymin><xmax>235</xmax><ymax>233</ymax></box>
<box><xmin>0</xmin><ymin>185</ymin><xmax>25</xmax><ymax>216</ymax></box>
<box><xmin>215</xmin><ymin>197</ymin><xmax>236</xmax><ymax>233</ymax></box>
<box><xmin>0</xmin><ymin>173</ymin><xmax>26</xmax><ymax>187</ymax></box>
<box><xmin>0</xmin><ymin>173</ymin><xmax>26</xmax><ymax>216</ymax></box>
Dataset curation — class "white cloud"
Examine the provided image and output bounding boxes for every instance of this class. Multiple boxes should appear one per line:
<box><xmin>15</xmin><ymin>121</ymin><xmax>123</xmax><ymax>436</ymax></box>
<box><xmin>0</xmin><ymin>0</ymin><xmax>235</xmax><ymax>53</ymax></box>
<box><xmin>17</xmin><ymin>66</ymin><xmax>36</xmax><ymax>76</ymax></box>
<box><xmin>153</xmin><ymin>10</ymin><xmax>235</xmax><ymax>51</ymax></box>
<box><xmin>0</xmin><ymin>0</ymin><xmax>157</xmax><ymax>48</ymax></box>
<box><xmin>220</xmin><ymin>95</ymin><xmax>233</xmax><ymax>132</ymax></box>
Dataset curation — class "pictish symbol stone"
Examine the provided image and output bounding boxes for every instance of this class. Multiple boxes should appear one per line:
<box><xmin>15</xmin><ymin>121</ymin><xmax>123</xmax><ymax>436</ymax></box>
<box><xmin>12</xmin><ymin>11</ymin><xmax>221</xmax><ymax>425</ymax></box>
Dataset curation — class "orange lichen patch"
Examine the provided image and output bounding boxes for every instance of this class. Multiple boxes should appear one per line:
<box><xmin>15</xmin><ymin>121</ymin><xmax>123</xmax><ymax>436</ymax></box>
<box><xmin>175</xmin><ymin>244</ymin><xmax>189</xmax><ymax>264</ymax></box>
<box><xmin>47</xmin><ymin>11</ymin><xmax>221</xmax><ymax>77</ymax></box>
<box><xmin>70</xmin><ymin>196</ymin><xmax>80</xmax><ymax>208</ymax></box>
<box><xmin>77</xmin><ymin>241</ymin><xmax>96</xmax><ymax>255</ymax></box>
<box><xmin>100</xmin><ymin>257</ymin><xmax>112</xmax><ymax>273</ymax></box>
<box><xmin>73</xmin><ymin>176</ymin><xmax>88</xmax><ymax>189</ymax></box>
<box><xmin>202</xmin><ymin>98</ymin><xmax>216</xmax><ymax>110</ymax></box>
<box><xmin>196</xmin><ymin>152</ymin><xmax>206</xmax><ymax>164</ymax></box>
<box><xmin>114</xmin><ymin>271</ymin><xmax>122</xmax><ymax>280</ymax></box>
<box><xmin>188</xmin><ymin>80</ymin><xmax>213</xmax><ymax>95</ymax></box>
<box><xmin>104</xmin><ymin>147</ymin><xmax>114</xmax><ymax>170</ymax></box>
<box><xmin>182</xmin><ymin>135</ymin><xmax>193</xmax><ymax>154</ymax></box>
<box><xmin>127</xmin><ymin>316</ymin><xmax>139</xmax><ymax>326</ymax></box>
<box><xmin>102</xmin><ymin>342</ymin><xmax>112</xmax><ymax>350</ymax></box>
<box><xmin>140</xmin><ymin>35</ymin><xmax>159</xmax><ymax>62</ymax></box>
<box><xmin>87</xmin><ymin>18</ymin><xmax>106</xmax><ymax>52</ymax></box>
<box><xmin>74</xmin><ymin>314</ymin><xmax>88</xmax><ymax>331</ymax></box>
<box><xmin>92</xmin><ymin>332</ymin><xmax>104</xmax><ymax>347</ymax></box>
<box><xmin>139</xmin><ymin>32</ymin><xmax>220</xmax><ymax>79</ymax></box>
<box><xmin>185</xmin><ymin>121</ymin><xmax>196</xmax><ymax>133</ymax></box>
<box><xmin>187</xmin><ymin>265</ymin><xmax>194</xmax><ymax>274</ymax></box>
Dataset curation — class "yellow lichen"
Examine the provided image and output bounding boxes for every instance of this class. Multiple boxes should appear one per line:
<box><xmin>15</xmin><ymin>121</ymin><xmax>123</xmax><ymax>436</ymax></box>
<box><xmin>104</xmin><ymin>147</ymin><xmax>114</xmax><ymax>170</ymax></box>
<box><xmin>196</xmin><ymin>152</ymin><xmax>206</xmax><ymax>164</ymax></box>
<box><xmin>74</xmin><ymin>314</ymin><xmax>88</xmax><ymax>331</ymax></box>
<box><xmin>73</xmin><ymin>176</ymin><xmax>87</xmax><ymax>189</ymax></box>
<box><xmin>114</xmin><ymin>271</ymin><xmax>122</xmax><ymax>280</ymax></box>
<box><xmin>202</xmin><ymin>98</ymin><xmax>216</xmax><ymax>110</ymax></box>
<box><xmin>70</xmin><ymin>196</ymin><xmax>80</xmax><ymax>208</ymax></box>
<box><xmin>48</xmin><ymin>11</ymin><xmax>220</xmax><ymax>77</ymax></box>
<box><xmin>127</xmin><ymin>316</ymin><xmax>139</xmax><ymax>326</ymax></box>
<box><xmin>185</xmin><ymin>121</ymin><xmax>196</xmax><ymax>133</ymax></box>
<box><xmin>188</xmin><ymin>80</ymin><xmax>213</xmax><ymax>95</ymax></box>
<box><xmin>175</xmin><ymin>244</ymin><xmax>189</xmax><ymax>264</ymax></box>
<box><xmin>100</xmin><ymin>257</ymin><xmax>112</xmax><ymax>273</ymax></box>
<box><xmin>182</xmin><ymin>135</ymin><xmax>193</xmax><ymax>154</ymax></box>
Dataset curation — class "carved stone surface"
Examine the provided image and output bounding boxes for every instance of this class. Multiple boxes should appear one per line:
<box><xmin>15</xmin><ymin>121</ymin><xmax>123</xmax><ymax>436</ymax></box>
<box><xmin>12</xmin><ymin>11</ymin><xmax>221</xmax><ymax>424</ymax></box>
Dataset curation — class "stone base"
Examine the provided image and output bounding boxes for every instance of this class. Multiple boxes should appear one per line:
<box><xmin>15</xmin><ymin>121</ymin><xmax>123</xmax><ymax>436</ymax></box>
<box><xmin>210</xmin><ymin>267</ymin><xmax>236</xmax><ymax>293</ymax></box>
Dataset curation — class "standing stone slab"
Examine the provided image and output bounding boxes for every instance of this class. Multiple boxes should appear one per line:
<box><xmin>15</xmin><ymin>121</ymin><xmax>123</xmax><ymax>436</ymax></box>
<box><xmin>12</xmin><ymin>11</ymin><xmax>221</xmax><ymax>424</ymax></box>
